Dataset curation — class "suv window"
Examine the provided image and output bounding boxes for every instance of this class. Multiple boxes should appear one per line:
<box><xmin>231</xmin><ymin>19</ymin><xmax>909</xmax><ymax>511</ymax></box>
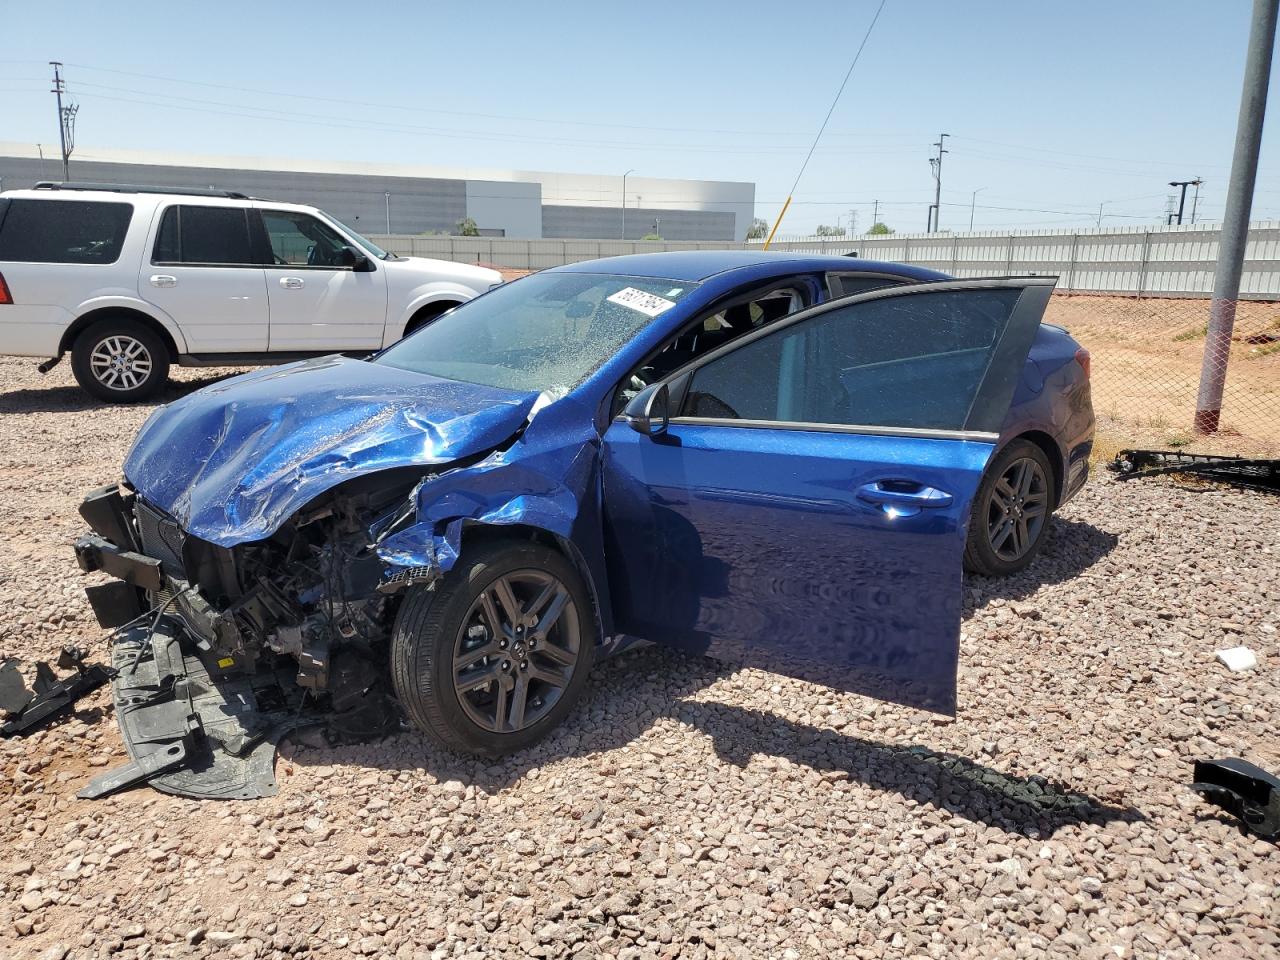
<box><xmin>0</xmin><ymin>199</ymin><xmax>133</xmax><ymax>264</ymax></box>
<box><xmin>680</xmin><ymin>288</ymin><xmax>1022</xmax><ymax>432</ymax></box>
<box><xmin>261</xmin><ymin>209</ymin><xmax>352</xmax><ymax>267</ymax></box>
<box><xmin>153</xmin><ymin>205</ymin><xmax>254</xmax><ymax>265</ymax></box>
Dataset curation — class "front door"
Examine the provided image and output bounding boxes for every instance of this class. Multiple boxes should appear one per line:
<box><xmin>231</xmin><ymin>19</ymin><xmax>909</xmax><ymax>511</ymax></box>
<box><xmin>257</xmin><ymin>207</ymin><xmax>388</xmax><ymax>351</ymax></box>
<box><xmin>142</xmin><ymin>203</ymin><xmax>269</xmax><ymax>352</ymax></box>
<box><xmin>601</xmin><ymin>279</ymin><xmax>1054</xmax><ymax>714</ymax></box>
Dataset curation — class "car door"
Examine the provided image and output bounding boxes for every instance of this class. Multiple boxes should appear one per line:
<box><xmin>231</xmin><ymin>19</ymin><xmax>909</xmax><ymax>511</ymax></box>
<box><xmin>143</xmin><ymin>203</ymin><xmax>269</xmax><ymax>352</ymax></box>
<box><xmin>256</xmin><ymin>207</ymin><xmax>388</xmax><ymax>351</ymax></box>
<box><xmin>600</xmin><ymin>278</ymin><xmax>1054</xmax><ymax>714</ymax></box>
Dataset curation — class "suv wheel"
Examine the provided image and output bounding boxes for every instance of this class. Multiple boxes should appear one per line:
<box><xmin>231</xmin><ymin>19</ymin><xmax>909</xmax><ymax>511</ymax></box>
<box><xmin>71</xmin><ymin>319</ymin><xmax>171</xmax><ymax>402</ymax></box>
<box><xmin>390</xmin><ymin>539</ymin><xmax>596</xmax><ymax>756</ymax></box>
<box><xmin>963</xmin><ymin>439</ymin><xmax>1055</xmax><ymax>577</ymax></box>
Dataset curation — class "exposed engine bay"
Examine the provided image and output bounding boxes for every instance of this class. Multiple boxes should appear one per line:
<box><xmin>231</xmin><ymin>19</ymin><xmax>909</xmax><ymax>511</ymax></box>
<box><xmin>73</xmin><ymin>472</ymin><xmax>433</xmax><ymax>798</ymax></box>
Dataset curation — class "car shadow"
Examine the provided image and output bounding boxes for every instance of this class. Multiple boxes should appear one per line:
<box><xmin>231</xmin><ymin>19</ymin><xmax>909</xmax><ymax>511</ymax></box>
<box><xmin>963</xmin><ymin>517</ymin><xmax>1118</xmax><ymax>611</ymax></box>
<box><xmin>287</xmin><ymin>644</ymin><xmax>1141</xmax><ymax>837</ymax></box>
<box><xmin>0</xmin><ymin>372</ymin><xmax>243</xmax><ymax>414</ymax></box>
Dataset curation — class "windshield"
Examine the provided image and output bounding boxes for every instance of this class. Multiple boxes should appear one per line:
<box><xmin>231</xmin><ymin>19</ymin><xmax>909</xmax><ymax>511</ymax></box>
<box><xmin>319</xmin><ymin>210</ymin><xmax>390</xmax><ymax>260</ymax></box>
<box><xmin>376</xmin><ymin>272</ymin><xmax>699</xmax><ymax>392</ymax></box>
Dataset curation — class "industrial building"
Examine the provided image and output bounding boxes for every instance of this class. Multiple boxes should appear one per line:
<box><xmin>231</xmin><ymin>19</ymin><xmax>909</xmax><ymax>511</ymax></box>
<box><xmin>0</xmin><ymin>142</ymin><xmax>755</xmax><ymax>241</ymax></box>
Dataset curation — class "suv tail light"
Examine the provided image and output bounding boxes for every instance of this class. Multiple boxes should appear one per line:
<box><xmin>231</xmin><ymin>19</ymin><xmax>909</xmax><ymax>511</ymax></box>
<box><xmin>1074</xmin><ymin>347</ymin><xmax>1091</xmax><ymax>379</ymax></box>
<box><xmin>0</xmin><ymin>272</ymin><xmax>10</xmax><ymax>305</ymax></box>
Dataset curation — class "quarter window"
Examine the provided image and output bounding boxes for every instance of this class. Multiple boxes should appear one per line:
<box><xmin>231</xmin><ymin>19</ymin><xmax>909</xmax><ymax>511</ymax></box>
<box><xmin>680</xmin><ymin>288</ymin><xmax>1022</xmax><ymax>432</ymax></box>
<box><xmin>153</xmin><ymin>205</ymin><xmax>254</xmax><ymax>265</ymax></box>
<box><xmin>261</xmin><ymin>210</ymin><xmax>352</xmax><ymax>267</ymax></box>
<box><xmin>0</xmin><ymin>199</ymin><xmax>133</xmax><ymax>264</ymax></box>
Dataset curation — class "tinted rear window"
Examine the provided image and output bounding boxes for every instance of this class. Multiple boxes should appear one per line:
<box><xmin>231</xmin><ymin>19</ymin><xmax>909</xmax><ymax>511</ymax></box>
<box><xmin>153</xmin><ymin>205</ymin><xmax>254</xmax><ymax>265</ymax></box>
<box><xmin>0</xmin><ymin>199</ymin><xmax>133</xmax><ymax>264</ymax></box>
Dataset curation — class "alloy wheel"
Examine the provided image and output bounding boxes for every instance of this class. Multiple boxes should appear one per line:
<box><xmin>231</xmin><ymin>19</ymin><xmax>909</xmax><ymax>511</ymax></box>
<box><xmin>986</xmin><ymin>457</ymin><xmax>1049</xmax><ymax>563</ymax></box>
<box><xmin>89</xmin><ymin>335</ymin><xmax>153</xmax><ymax>391</ymax></box>
<box><xmin>452</xmin><ymin>569</ymin><xmax>580</xmax><ymax>734</ymax></box>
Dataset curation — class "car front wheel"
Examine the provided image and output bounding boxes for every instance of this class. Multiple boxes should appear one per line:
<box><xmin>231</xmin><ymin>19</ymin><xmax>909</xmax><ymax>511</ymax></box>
<box><xmin>390</xmin><ymin>539</ymin><xmax>595</xmax><ymax>756</ymax></box>
<box><xmin>71</xmin><ymin>318</ymin><xmax>171</xmax><ymax>402</ymax></box>
<box><xmin>963</xmin><ymin>439</ymin><xmax>1055</xmax><ymax>577</ymax></box>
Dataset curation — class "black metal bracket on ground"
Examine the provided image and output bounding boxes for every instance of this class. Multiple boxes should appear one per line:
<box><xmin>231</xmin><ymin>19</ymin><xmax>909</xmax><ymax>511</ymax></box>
<box><xmin>1190</xmin><ymin>758</ymin><xmax>1280</xmax><ymax>840</ymax></box>
<box><xmin>1109</xmin><ymin>449</ymin><xmax>1280</xmax><ymax>494</ymax></box>
<box><xmin>0</xmin><ymin>647</ymin><xmax>113</xmax><ymax>738</ymax></box>
<box><xmin>77</xmin><ymin>734</ymin><xmax>195</xmax><ymax>799</ymax></box>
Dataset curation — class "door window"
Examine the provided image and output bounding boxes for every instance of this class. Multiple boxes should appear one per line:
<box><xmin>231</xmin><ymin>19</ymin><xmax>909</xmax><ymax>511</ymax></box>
<box><xmin>679</xmin><ymin>287</ymin><xmax>1023</xmax><ymax>432</ymax></box>
<box><xmin>261</xmin><ymin>210</ymin><xmax>352</xmax><ymax>267</ymax></box>
<box><xmin>153</xmin><ymin>205</ymin><xmax>255</xmax><ymax>265</ymax></box>
<box><xmin>0</xmin><ymin>199</ymin><xmax>133</xmax><ymax>264</ymax></box>
<box><xmin>826</xmin><ymin>273</ymin><xmax>906</xmax><ymax>298</ymax></box>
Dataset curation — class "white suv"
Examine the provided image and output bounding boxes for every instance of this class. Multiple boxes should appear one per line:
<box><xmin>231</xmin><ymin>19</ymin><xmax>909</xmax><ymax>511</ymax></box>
<box><xmin>0</xmin><ymin>182</ymin><xmax>502</xmax><ymax>401</ymax></box>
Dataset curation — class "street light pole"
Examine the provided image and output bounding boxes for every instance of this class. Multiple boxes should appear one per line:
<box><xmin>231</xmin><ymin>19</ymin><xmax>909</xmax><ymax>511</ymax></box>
<box><xmin>969</xmin><ymin>187</ymin><xmax>986</xmax><ymax>231</ymax></box>
<box><xmin>384</xmin><ymin>192</ymin><xmax>391</xmax><ymax>234</ymax></box>
<box><xmin>621</xmin><ymin>169</ymin><xmax>635</xmax><ymax>240</ymax></box>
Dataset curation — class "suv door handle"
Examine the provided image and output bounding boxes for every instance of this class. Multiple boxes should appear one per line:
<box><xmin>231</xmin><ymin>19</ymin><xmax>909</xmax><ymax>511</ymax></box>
<box><xmin>149</xmin><ymin>275</ymin><xmax>177</xmax><ymax>288</ymax></box>
<box><xmin>279</xmin><ymin>277</ymin><xmax>305</xmax><ymax>289</ymax></box>
<box><xmin>856</xmin><ymin>480</ymin><xmax>954</xmax><ymax>516</ymax></box>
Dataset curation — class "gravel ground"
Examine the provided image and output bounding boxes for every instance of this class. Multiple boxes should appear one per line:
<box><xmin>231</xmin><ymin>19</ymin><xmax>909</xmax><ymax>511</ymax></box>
<box><xmin>0</xmin><ymin>355</ymin><xmax>1277</xmax><ymax>960</ymax></box>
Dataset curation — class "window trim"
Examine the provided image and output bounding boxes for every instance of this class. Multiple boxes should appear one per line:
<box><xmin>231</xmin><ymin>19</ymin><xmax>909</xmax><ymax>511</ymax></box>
<box><xmin>614</xmin><ymin>277</ymin><xmax>1057</xmax><ymax>441</ymax></box>
<box><xmin>149</xmin><ymin>203</ymin><xmax>261</xmax><ymax>269</ymax></box>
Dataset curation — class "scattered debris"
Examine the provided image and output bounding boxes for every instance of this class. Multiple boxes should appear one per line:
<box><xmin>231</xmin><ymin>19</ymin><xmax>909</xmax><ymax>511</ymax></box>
<box><xmin>0</xmin><ymin>646</ymin><xmax>112</xmax><ymax>737</ymax></box>
<box><xmin>1216</xmin><ymin>645</ymin><xmax>1259</xmax><ymax>673</ymax></box>
<box><xmin>1190</xmin><ymin>758</ymin><xmax>1280</xmax><ymax>840</ymax></box>
<box><xmin>1110</xmin><ymin>449</ymin><xmax>1280</xmax><ymax>494</ymax></box>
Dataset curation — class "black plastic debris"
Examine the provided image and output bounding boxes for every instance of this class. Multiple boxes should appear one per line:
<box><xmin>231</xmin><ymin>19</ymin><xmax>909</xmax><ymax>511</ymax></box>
<box><xmin>1110</xmin><ymin>449</ymin><xmax>1280</xmax><ymax>494</ymax></box>
<box><xmin>0</xmin><ymin>646</ymin><xmax>112</xmax><ymax>737</ymax></box>
<box><xmin>1190</xmin><ymin>758</ymin><xmax>1280</xmax><ymax>840</ymax></box>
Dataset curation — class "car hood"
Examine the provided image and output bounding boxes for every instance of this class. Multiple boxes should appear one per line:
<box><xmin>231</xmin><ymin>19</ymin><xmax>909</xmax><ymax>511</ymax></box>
<box><xmin>124</xmin><ymin>356</ymin><xmax>540</xmax><ymax>547</ymax></box>
<box><xmin>391</xmin><ymin>256</ymin><xmax>502</xmax><ymax>288</ymax></box>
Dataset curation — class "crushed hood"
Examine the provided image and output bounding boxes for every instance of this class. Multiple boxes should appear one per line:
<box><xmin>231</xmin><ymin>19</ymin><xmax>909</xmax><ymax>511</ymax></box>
<box><xmin>124</xmin><ymin>356</ymin><xmax>539</xmax><ymax>546</ymax></box>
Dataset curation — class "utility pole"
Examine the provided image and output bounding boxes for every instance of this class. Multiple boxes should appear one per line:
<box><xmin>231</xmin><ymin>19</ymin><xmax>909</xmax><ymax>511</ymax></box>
<box><xmin>1195</xmin><ymin>0</ymin><xmax>1277</xmax><ymax>434</ymax></box>
<box><xmin>1191</xmin><ymin>178</ymin><xmax>1204</xmax><ymax>223</ymax></box>
<box><xmin>928</xmin><ymin>133</ymin><xmax>949</xmax><ymax>232</ymax></box>
<box><xmin>1168</xmin><ymin>179</ymin><xmax>1201</xmax><ymax>225</ymax></box>
<box><xmin>50</xmin><ymin>62</ymin><xmax>76</xmax><ymax>180</ymax></box>
<box><xmin>847</xmin><ymin>208</ymin><xmax>858</xmax><ymax>236</ymax></box>
<box><xmin>871</xmin><ymin>199</ymin><xmax>879</xmax><ymax>231</ymax></box>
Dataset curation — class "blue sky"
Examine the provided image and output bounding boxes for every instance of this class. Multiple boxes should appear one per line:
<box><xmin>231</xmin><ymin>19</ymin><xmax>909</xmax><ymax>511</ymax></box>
<box><xmin>1</xmin><ymin>0</ymin><xmax>1277</xmax><ymax>233</ymax></box>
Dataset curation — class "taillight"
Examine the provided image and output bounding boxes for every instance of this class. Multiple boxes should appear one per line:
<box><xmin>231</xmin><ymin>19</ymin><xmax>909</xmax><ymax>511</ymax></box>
<box><xmin>1074</xmin><ymin>347</ymin><xmax>1091</xmax><ymax>379</ymax></box>
<box><xmin>0</xmin><ymin>272</ymin><xmax>10</xmax><ymax>305</ymax></box>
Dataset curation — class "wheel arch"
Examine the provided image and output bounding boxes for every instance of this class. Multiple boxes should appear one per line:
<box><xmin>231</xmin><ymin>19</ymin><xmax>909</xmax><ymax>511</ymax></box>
<box><xmin>60</xmin><ymin>305</ymin><xmax>184</xmax><ymax>360</ymax></box>
<box><xmin>402</xmin><ymin>298</ymin><xmax>463</xmax><ymax>338</ymax></box>
<box><xmin>1004</xmin><ymin>429</ymin><xmax>1065</xmax><ymax>507</ymax></box>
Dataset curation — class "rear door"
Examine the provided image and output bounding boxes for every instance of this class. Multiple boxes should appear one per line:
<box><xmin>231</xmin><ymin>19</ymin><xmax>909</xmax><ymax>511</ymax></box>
<box><xmin>256</xmin><ymin>207</ymin><xmax>388</xmax><ymax>351</ymax></box>
<box><xmin>601</xmin><ymin>278</ymin><xmax>1053</xmax><ymax>714</ymax></box>
<box><xmin>143</xmin><ymin>204</ymin><xmax>269</xmax><ymax>352</ymax></box>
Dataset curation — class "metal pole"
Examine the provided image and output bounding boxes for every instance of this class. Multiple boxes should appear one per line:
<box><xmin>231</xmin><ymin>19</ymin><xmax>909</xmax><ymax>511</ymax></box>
<box><xmin>1195</xmin><ymin>0</ymin><xmax>1277</xmax><ymax>433</ymax></box>
<box><xmin>969</xmin><ymin>187</ymin><xmax>986</xmax><ymax>231</ymax></box>
<box><xmin>1191</xmin><ymin>178</ymin><xmax>1203</xmax><ymax>224</ymax></box>
<box><xmin>930</xmin><ymin>133</ymin><xmax>949</xmax><ymax>232</ymax></box>
<box><xmin>50</xmin><ymin>62</ymin><xmax>68</xmax><ymax>180</ymax></box>
<box><xmin>384</xmin><ymin>192</ymin><xmax>391</xmax><ymax>234</ymax></box>
<box><xmin>621</xmin><ymin>169</ymin><xmax>634</xmax><ymax>239</ymax></box>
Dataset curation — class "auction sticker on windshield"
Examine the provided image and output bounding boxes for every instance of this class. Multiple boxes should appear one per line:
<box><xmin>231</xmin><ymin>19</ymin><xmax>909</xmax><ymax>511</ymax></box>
<box><xmin>606</xmin><ymin>287</ymin><xmax>677</xmax><ymax>317</ymax></box>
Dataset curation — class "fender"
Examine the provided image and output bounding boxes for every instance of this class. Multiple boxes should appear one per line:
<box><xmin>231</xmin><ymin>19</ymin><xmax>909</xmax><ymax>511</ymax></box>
<box><xmin>71</xmin><ymin>294</ymin><xmax>190</xmax><ymax>355</ymax></box>
<box><xmin>387</xmin><ymin>284</ymin><xmax>483</xmax><ymax>345</ymax></box>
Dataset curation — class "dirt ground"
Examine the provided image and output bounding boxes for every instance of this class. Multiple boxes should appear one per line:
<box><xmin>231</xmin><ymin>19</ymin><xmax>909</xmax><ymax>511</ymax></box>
<box><xmin>1</xmin><ymin>356</ymin><xmax>1278</xmax><ymax>960</ymax></box>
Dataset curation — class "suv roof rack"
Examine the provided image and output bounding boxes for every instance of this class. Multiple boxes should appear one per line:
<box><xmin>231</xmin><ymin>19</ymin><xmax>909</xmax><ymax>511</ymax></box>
<box><xmin>33</xmin><ymin>181</ymin><xmax>251</xmax><ymax>200</ymax></box>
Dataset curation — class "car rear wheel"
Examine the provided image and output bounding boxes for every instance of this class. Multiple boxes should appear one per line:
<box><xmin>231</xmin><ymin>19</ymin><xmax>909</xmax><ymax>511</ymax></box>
<box><xmin>71</xmin><ymin>318</ymin><xmax>170</xmax><ymax>402</ymax></box>
<box><xmin>390</xmin><ymin>539</ymin><xmax>595</xmax><ymax>756</ymax></box>
<box><xmin>963</xmin><ymin>439</ymin><xmax>1055</xmax><ymax>577</ymax></box>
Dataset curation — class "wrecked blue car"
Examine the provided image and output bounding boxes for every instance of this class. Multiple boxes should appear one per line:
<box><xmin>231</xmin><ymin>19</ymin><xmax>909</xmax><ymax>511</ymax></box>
<box><xmin>74</xmin><ymin>252</ymin><xmax>1092</xmax><ymax>798</ymax></box>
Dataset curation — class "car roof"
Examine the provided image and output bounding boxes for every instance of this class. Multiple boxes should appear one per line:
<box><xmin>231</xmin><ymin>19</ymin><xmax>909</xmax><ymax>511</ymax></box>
<box><xmin>550</xmin><ymin>249</ymin><xmax>949</xmax><ymax>283</ymax></box>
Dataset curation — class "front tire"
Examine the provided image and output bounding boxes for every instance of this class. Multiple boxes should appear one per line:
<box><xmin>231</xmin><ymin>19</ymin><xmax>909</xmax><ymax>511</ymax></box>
<box><xmin>963</xmin><ymin>439</ymin><xmax>1056</xmax><ymax>577</ymax></box>
<box><xmin>390</xmin><ymin>539</ymin><xmax>596</xmax><ymax>756</ymax></box>
<box><xmin>71</xmin><ymin>318</ymin><xmax>170</xmax><ymax>402</ymax></box>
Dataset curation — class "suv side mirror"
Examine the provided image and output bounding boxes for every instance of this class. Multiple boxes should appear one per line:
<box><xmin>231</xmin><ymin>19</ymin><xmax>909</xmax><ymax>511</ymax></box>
<box><xmin>338</xmin><ymin>245</ymin><xmax>373</xmax><ymax>272</ymax></box>
<box><xmin>623</xmin><ymin>382</ymin><xmax>670</xmax><ymax>437</ymax></box>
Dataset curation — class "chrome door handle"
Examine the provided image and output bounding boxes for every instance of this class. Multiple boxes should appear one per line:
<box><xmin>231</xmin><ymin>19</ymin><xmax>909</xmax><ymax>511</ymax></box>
<box><xmin>856</xmin><ymin>480</ymin><xmax>954</xmax><ymax>517</ymax></box>
<box><xmin>279</xmin><ymin>276</ymin><xmax>305</xmax><ymax>289</ymax></box>
<box><xmin>149</xmin><ymin>275</ymin><xmax>177</xmax><ymax>288</ymax></box>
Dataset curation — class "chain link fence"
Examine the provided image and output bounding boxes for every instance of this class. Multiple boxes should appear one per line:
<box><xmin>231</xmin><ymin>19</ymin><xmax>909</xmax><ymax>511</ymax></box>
<box><xmin>1047</xmin><ymin>294</ymin><xmax>1280</xmax><ymax>454</ymax></box>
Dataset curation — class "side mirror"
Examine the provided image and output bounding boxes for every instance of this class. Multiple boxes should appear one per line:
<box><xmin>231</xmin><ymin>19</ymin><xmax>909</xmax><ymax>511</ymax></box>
<box><xmin>623</xmin><ymin>382</ymin><xmax>670</xmax><ymax>437</ymax></box>
<box><xmin>339</xmin><ymin>245</ymin><xmax>373</xmax><ymax>272</ymax></box>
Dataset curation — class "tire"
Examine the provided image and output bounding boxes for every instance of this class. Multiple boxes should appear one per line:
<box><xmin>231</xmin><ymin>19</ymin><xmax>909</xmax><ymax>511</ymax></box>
<box><xmin>390</xmin><ymin>539</ymin><xmax>596</xmax><ymax>756</ymax></box>
<box><xmin>963</xmin><ymin>439</ymin><xmax>1056</xmax><ymax>577</ymax></box>
<box><xmin>71</xmin><ymin>318</ymin><xmax>171</xmax><ymax>402</ymax></box>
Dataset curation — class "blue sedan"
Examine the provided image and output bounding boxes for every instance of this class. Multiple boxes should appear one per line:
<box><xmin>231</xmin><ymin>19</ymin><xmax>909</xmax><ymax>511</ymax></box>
<box><xmin>75</xmin><ymin>251</ymin><xmax>1093</xmax><ymax>785</ymax></box>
